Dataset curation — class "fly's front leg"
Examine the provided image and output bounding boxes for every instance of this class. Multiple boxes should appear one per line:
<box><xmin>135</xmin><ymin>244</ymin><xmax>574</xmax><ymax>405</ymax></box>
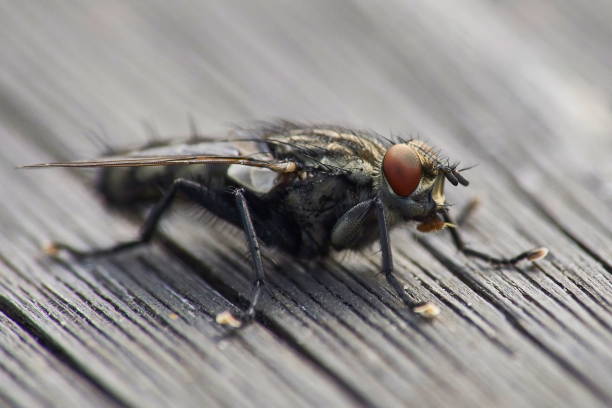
<box><xmin>48</xmin><ymin>178</ymin><xmax>202</xmax><ymax>258</ymax></box>
<box><xmin>374</xmin><ymin>198</ymin><xmax>440</xmax><ymax>318</ymax></box>
<box><xmin>441</xmin><ymin>209</ymin><xmax>548</xmax><ymax>265</ymax></box>
<box><xmin>455</xmin><ymin>197</ymin><xmax>481</xmax><ymax>226</ymax></box>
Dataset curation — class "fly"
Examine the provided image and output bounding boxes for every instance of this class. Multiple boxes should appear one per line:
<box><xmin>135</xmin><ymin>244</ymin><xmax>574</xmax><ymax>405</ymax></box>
<box><xmin>22</xmin><ymin>122</ymin><xmax>548</xmax><ymax>324</ymax></box>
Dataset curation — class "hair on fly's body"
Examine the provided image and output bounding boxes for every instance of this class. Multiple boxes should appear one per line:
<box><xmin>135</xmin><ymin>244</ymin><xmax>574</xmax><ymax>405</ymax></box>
<box><xmin>22</xmin><ymin>121</ymin><xmax>549</xmax><ymax>329</ymax></box>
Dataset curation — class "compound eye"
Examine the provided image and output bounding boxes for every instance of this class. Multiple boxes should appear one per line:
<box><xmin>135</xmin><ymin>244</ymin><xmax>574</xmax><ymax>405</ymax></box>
<box><xmin>383</xmin><ymin>144</ymin><xmax>422</xmax><ymax>197</ymax></box>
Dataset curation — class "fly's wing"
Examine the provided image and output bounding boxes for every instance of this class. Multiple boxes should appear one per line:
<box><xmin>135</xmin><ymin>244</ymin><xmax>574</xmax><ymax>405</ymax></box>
<box><xmin>20</xmin><ymin>154</ymin><xmax>297</xmax><ymax>173</ymax></box>
<box><xmin>21</xmin><ymin>139</ymin><xmax>299</xmax><ymax>204</ymax></box>
<box><xmin>21</xmin><ymin>137</ymin><xmax>298</xmax><ymax>173</ymax></box>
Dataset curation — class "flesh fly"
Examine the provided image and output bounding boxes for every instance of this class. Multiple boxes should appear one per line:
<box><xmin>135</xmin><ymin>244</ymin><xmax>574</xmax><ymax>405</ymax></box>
<box><xmin>23</xmin><ymin>122</ymin><xmax>548</xmax><ymax>323</ymax></box>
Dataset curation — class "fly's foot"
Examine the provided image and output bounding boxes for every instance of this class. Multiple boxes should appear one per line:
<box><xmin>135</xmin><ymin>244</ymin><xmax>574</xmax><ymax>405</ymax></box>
<box><xmin>216</xmin><ymin>308</ymin><xmax>259</xmax><ymax>329</ymax></box>
<box><xmin>42</xmin><ymin>241</ymin><xmax>64</xmax><ymax>257</ymax></box>
<box><xmin>412</xmin><ymin>302</ymin><xmax>441</xmax><ymax>319</ymax></box>
<box><xmin>216</xmin><ymin>310</ymin><xmax>244</xmax><ymax>328</ymax></box>
<box><xmin>42</xmin><ymin>241</ymin><xmax>93</xmax><ymax>259</ymax></box>
<box><xmin>42</xmin><ymin>240</ymin><xmax>144</xmax><ymax>260</ymax></box>
<box><xmin>214</xmin><ymin>309</ymin><xmax>258</xmax><ymax>342</ymax></box>
<box><xmin>462</xmin><ymin>246</ymin><xmax>549</xmax><ymax>265</ymax></box>
<box><xmin>526</xmin><ymin>247</ymin><xmax>549</xmax><ymax>262</ymax></box>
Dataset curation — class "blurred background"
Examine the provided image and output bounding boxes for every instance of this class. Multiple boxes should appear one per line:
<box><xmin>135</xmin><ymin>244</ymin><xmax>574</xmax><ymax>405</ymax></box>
<box><xmin>2</xmin><ymin>1</ymin><xmax>611</xmax><ymax>180</ymax></box>
<box><xmin>1</xmin><ymin>2</ymin><xmax>612</xmax><ymax>407</ymax></box>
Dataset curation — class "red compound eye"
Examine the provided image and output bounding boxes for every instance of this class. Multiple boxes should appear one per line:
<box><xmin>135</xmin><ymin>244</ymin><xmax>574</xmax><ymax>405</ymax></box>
<box><xmin>383</xmin><ymin>144</ymin><xmax>422</xmax><ymax>197</ymax></box>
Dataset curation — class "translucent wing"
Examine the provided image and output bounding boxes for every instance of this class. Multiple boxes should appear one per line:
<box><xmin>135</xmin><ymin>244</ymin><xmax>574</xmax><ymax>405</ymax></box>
<box><xmin>21</xmin><ymin>154</ymin><xmax>297</xmax><ymax>173</ymax></box>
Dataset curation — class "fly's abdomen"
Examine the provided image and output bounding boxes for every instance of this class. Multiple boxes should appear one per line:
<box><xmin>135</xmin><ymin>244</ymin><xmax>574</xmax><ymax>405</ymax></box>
<box><xmin>98</xmin><ymin>164</ymin><xmax>230</xmax><ymax>206</ymax></box>
<box><xmin>97</xmin><ymin>140</ymin><xmax>245</xmax><ymax>206</ymax></box>
<box><xmin>97</xmin><ymin>166</ymin><xmax>174</xmax><ymax>206</ymax></box>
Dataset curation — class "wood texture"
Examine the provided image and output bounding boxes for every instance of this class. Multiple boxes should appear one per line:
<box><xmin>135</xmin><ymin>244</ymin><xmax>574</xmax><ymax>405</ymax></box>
<box><xmin>0</xmin><ymin>1</ymin><xmax>611</xmax><ymax>407</ymax></box>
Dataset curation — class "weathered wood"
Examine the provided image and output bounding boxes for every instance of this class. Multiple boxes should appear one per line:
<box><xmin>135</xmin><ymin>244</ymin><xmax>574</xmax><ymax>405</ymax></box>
<box><xmin>0</xmin><ymin>1</ymin><xmax>611</xmax><ymax>408</ymax></box>
<box><xmin>0</xmin><ymin>310</ymin><xmax>118</xmax><ymax>408</ymax></box>
<box><xmin>0</xmin><ymin>126</ymin><xmax>361</xmax><ymax>408</ymax></box>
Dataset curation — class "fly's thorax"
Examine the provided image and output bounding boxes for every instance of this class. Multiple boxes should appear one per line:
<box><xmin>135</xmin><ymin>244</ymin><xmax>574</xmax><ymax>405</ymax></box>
<box><xmin>378</xmin><ymin>141</ymin><xmax>447</xmax><ymax>222</ymax></box>
<box><xmin>265</xmin><ymin>126</ymin><xmax>385</xmax><ymax>184</ymax></box>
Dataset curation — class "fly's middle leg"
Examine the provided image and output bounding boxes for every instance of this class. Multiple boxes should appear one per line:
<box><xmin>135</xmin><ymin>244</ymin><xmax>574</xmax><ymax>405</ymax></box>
<box><xmin>374</xmin><ymin>198</ymin><xmax>439</xmax><ymax>317</ymax></box>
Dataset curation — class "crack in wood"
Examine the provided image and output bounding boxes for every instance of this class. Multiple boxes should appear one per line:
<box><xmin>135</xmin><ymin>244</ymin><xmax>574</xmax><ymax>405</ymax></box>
<box><xmin>0</xmin><ymin>295</ymin><xmax>130</xmax><ymax>408</ymax></box>
<box><xmin>416</xmin><ymin>238</ymin><xmax>612</xmax><ymax>406</ymax></box>
<box><xmin>155</xmin><ymin>237</ymin><xmax>377</xmax><ymax>408</ymax></box>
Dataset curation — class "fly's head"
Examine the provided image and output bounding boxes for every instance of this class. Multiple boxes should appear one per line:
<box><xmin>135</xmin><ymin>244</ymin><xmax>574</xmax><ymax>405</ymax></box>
<box><xmin>378</xmin><ymin>140</ymin><xmax>469</xmax><ymax>232</ymax></box>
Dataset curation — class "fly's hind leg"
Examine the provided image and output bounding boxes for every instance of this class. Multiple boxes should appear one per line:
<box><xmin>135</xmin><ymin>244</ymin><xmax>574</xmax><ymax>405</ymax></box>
<box><xmin>441</xmin><ymin>208</ymin><xmax>548</xmax><ymax>265</ymax></box>
<box><xmin>47</xmin><ymin>178</ymin><xmax>204</xmax><ymax>258</ymax></box>
<box><xmin>231</xmin><ymin>188</ymin><xmax>267</xmax><ymax>324</ymax></box>
<box><xmin>50</xmin><ymin>178</ymin><xmax>267</xmax><ymax>327</ymax></box>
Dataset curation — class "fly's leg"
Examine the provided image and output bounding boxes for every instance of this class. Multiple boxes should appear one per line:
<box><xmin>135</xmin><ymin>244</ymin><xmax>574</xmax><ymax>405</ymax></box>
<box><xmin>233</xmin><ymin>188</ymin><xmax>266</xmax><ymax>322</ymax></box>
<box><xmin>455</xmin><ymin>197</ymin><xmax>481</xmax><ymax>226</ymax></box>
<box><xmin>53</xmin><ymin>179</ymin><xmax>265</xmax><ymax>327</ymax></box>
<box><xmin>375</xmin><ymin>198</ymin><xmax>438</xmax><ymax>317</ymax></box>
<box><xmin>49</xmin><ymin>178</ymin><xmax>203</xmax><ymax>258</ymax></box>
<box><xmin>441</xmin><ymin>209</ymin><xmax>548</xmax><ymax>265</ymax></box>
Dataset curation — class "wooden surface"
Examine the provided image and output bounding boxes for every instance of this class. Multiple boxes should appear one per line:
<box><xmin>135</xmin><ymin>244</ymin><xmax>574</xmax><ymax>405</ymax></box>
<box><xmin>1</xmin><ymin>2</ymin><xmax>611</xmax><ymax>407</ymax></box>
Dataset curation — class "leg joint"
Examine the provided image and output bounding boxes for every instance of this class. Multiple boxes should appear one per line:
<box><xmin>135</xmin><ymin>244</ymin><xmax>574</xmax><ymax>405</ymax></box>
<box><xmin>232</xmin><ymin>187</ymin><xmax>246</xmax><ymax>197</ymax></box>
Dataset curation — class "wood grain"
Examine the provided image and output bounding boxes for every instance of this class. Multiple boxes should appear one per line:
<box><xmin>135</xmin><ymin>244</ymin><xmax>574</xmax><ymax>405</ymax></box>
<box><xmin>0</xmin><ymin>1</ymin><xmax>610</xmax><ymax>407</ymax></box>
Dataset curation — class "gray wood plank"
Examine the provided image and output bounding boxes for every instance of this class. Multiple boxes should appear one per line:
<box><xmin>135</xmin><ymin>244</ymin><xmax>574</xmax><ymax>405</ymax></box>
<box><xmin>0</xmin><ymin>311</ymin><xmax>119</xmax><ymax>408</ymax></box>
<box><xmin>0</xmin><ymin>127</ymin><xmax>359</xmax><ymax>407</ymax></box>
<box><xmin>0</xmin><ymin>1</ymin><xmax>611</xmax><ymax>408</ymax></box>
